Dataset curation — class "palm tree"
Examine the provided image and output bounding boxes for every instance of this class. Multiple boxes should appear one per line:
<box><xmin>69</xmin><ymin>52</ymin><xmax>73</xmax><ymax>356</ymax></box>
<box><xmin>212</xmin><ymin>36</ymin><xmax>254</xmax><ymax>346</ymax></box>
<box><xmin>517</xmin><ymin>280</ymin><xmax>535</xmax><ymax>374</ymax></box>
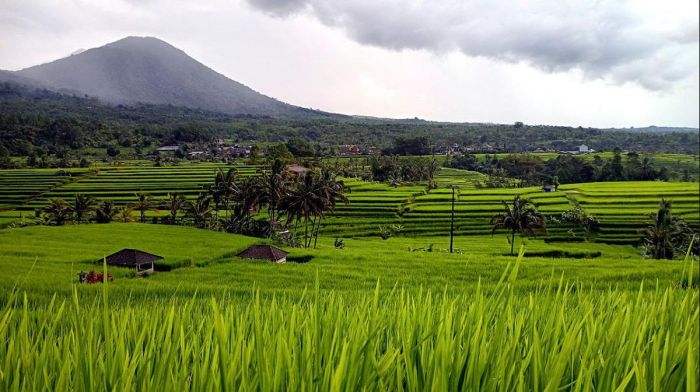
<box><xmin>115</xmin><ymin>207</ymin><xmax>136</xmax><ymax>223</ymax></box>
<box><xmin>258</xmin><ymin>159</ymin><xmax>286</xmax><ymax>236</ymax></box>
<box><xmin>491</xmin><ymin>195</ymin><xmax>546</xmax><ymax>255</ymax></box>
<box><xmin>72</xmin><ymin>193</ymin><xmax>95</xmax><ymax>223</ymax></box>
<box><xmin>642</xmin><ymin>199</ymin><xmax>690</xmax><ymax>259</ymax></box>
<box><xmin>184</xmin><ymin>193</ymin><xmax>213</xmax><ymax>229</ymax></box>
<box><xmin>311</xmin><ymin>170</ymin><xmax>349</xmax><ymax>247</ymax></box>
<box><xmin>130</xmin><ymin>193</ymin><xmax>158</xmax><ymax>223</ymax></box>
<box><xmin>95</xmin><ymin>200</ymin><xmax>119</xmax><ymax>224</ymax></box>
<box><xmin>210</xmin><ymin>168</ymin><xmax>239</xmax><ymax>217</ymax></box>
<box><xmin>163</xmin><ymin>193</ymin><xmax>186</xmax><ymax>224</ymax></box>
<box><xmin>281</xmin><ymin>172</ymin><xmax>325</xmax><ymax>248</ymax></box>
<box><xmin>42</xmin><ymin>199</ymin><xmax>72</xmax><ymax>226</ymax></box>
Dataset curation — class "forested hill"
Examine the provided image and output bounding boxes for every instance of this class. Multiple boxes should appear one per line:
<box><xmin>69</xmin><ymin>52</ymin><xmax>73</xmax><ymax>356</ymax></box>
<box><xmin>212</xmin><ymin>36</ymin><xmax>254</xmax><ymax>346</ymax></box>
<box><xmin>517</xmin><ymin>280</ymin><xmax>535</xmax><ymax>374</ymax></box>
<box><xmin>0</xmin><ymin>81</ymin><xmax>698</xmax><ymax>156</ymax></box>
<box><xmin>10</xmin><ymin>36</ymin><xmax>330</xmax><ymax>118</ymax></box>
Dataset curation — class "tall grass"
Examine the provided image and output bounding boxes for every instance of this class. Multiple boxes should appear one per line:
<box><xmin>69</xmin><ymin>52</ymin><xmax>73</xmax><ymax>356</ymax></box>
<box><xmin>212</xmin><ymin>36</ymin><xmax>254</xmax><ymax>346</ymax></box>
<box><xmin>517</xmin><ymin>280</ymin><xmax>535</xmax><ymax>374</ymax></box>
<box><xmin>0</xmin><ymin>251</ymin><xmax>698</xmax><ymax>391</ymax></box>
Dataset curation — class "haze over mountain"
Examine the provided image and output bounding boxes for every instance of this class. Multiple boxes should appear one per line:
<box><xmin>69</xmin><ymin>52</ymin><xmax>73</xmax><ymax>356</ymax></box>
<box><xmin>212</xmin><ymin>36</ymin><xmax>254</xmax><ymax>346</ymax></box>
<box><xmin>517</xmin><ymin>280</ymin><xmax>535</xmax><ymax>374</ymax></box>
<box><xmin>4</xmin><ymin>36</ymin><xmax>325</xmax><ymax>118</ymax></box>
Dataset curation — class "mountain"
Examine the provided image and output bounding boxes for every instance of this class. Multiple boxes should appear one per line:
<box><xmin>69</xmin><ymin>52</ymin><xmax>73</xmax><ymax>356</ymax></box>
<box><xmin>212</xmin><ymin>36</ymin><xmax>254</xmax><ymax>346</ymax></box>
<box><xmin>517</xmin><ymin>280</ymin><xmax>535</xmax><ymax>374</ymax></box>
<box><xmin>6</xmin><ymin>36</ymin><xmax>329</xmax><ymax>118</ymax></box>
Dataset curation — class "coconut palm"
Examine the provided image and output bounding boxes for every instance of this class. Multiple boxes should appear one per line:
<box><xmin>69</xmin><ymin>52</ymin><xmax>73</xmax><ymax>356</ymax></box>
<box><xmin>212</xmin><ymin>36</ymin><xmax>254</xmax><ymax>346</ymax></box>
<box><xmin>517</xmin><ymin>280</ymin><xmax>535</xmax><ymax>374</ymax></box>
<box><xmin>491</xmin><ymin>195</ymin><xmax>547</xmax><ymax>255</ymax></box>
<box><xmin>184</xmin><ymin>193</ymin><xmax>213</xmax><ymax>229</ymax></box>
<box><xmin>115</xmin><ymin>207</ymin><xmax>136</xmax><ymax>223</ymax></box>
<box><xmin>281</xmin><ymin>172</ymin><xmax>325</xmax><ymax>248</ymax></box>
<box><xmin>258</xmin><ymin>159</ymin><xmax>286</xmax><ymax>236</ymax></box>
<box><xmin>95</xmin><ymin>200</ymin><xmax>119</xmax><ymax>224</ymax></box>
<box><xmin>311</xmin><ymin>170</ymin><xmax>349</xmax><ymax>247</ymax></box>
<box><xmin>642</xmin><ymin>199</ymin><xmax>691</xmax><ymax>259</ymax></box>
<box><xmin>163</xmin><ymin>193</ymin><xmax>186</xmax><ymax>224</ymax></box>
<box><xmin>131</xmin><ymin>193</ymin><xmax>158</xmax><ymax>223</ymax></box>
<box><xmin>42</xmin><ymin>199</ymin><xmax>72</xmax><ymax>226</ymax></box>
<box><xmin>210</xmin><ymin>168</ymin><xmax>239</xmax><ymax>217</ymax></box>
<box><xmin>72</xmin><ymin>193</ymin><xmax>95</xmax><ymax>223</ymax></box>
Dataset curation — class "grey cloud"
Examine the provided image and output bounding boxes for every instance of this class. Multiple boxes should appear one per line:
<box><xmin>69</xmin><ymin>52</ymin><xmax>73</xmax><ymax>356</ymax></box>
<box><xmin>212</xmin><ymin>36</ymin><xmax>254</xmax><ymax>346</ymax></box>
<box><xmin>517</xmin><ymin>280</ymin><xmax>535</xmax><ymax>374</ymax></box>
<box><xmin>246</xmin><ymin>0</ymin><xmax>308</xmax><ymax>17</ymax></box>
<box><xmin>245</xmin><ymin>0</ymin><xmax>698</xmax><ymax>90</ymax></box>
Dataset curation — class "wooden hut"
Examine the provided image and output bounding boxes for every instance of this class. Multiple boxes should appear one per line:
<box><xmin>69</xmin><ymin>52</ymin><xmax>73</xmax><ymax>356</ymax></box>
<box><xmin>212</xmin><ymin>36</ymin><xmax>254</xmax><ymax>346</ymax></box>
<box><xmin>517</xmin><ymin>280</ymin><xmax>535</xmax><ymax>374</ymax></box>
<box><xmin>102</xmin><ymin>248</ymin><xmax>162</xmax><ymax>275</ymax></box>
<box><xmin>237</xmin><ymin>245</ymin><xmax>288</xmax><ymax>263</ymax></box>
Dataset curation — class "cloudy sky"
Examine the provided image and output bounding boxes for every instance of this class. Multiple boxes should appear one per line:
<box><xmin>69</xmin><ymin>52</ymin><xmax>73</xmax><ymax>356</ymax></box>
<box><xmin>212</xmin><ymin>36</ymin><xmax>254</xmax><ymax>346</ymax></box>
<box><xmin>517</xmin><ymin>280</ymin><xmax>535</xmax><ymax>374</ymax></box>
<box><xmin>1</xmin><ymin>0</ymin><xmax>698</xmax><ymax>127</ymax></box>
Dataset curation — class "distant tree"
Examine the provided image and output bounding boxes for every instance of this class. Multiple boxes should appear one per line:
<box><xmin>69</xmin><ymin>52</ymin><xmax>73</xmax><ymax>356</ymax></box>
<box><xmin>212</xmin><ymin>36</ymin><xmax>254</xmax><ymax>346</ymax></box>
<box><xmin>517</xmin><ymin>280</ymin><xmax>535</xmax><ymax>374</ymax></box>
<box><xmin>390</xmin><ymin>136</ymin><xmax>431</xmax><ymax>155</ymax></box>
<box><xmin>561</xmin><ymin>205</ymin><xmax>599</xmax><ymax>239</ymax></box>
<box><xmin>267</xmin><ymin>144</ymin><xmax>294</xmax><ymax>161</ymax></box>
<box><xmin>592</xmin><ymin>155</ymin><xmax>604</xmax><ymax>166</ymax></box>
<box><xmin>447</xmin><ymin>153</ymin><xmax>479</xmax><ymax>171</ymax></box>
<box><xmin>95</xmin><ymin>200</ymin><xmax>119</xmax><ymax>223</ymax></box>
<box><xmin>79</xmin><ymin>158</ymin><xmax>91</xmax><ymax>168</ymax></box>
<box><xmin>184</xmin><ymin>193</ymin><xmax>213</xmax><ymax>229</ymax></box>
<box><xmin>0</xmin><ymin>145</ymin><xmax>10</xmax><ymax>168</ymax></box>
<box><xmin>106</xmin><ymin>145</ymin><xmax>120</xmax><ymax>158</ymax></box>
<box><xmin>210</xmin><ymin>168</ymin><xmax>240</xmax><ymax>217</ymax></box>
<box><xmin>42</xmin><ymin>199</ymin><xmax>72</xmax><ymax>226</ymax></box>
<box><xmin>599</xmin><ymin>148</ymin><xmax>626</xmax><ymax>181</ymax></box>
<box><xmin>642</xmin><ymin>199</ymin><xmax>693</xmax><ymax>259</ymax></box>
<box><xmin>286</xmin><ymin>138</ymin><xmax>315</xmax><ymax>157</ymax></box>
<box><xmin>491</xmin><ymin>196</ymin><xmax>547</xmax><ymax>255</ymax></box>
<box><xmin>172</xmin><ymin>122</ymin><xmax>208</xmax><ymax>143</ymax></box>
<box><xmin>281</xmin><ymin>172</ymin><xmax>325</xmax><ymax>248</ymax></box>
<box><xmin>163</xmin><ymin>193</ymin><xmax>186</xmax><ymax>224</ymax></box>
<box><xmin>258</xmin><ymin>159</ymin><xmax>286</xmax><ymax>236</ymax></box>
<box><xmin>72</xmin><ymin>194</ymin><xmax>95</xmax><ymax>223</ymax></box>
<box><xmin>130</xmin><ymin>193</ymin><xmax>158</xmax><ymax>223</ymax></box>
<box><xmin>115</xmin><ymin>207</ymin><xmax>136</xmax><ymax>223</ymax></box>
<box><xmin>682</xmin><ymin>169</ymin><xmax>692</xmax><ymax>182</ymax></box>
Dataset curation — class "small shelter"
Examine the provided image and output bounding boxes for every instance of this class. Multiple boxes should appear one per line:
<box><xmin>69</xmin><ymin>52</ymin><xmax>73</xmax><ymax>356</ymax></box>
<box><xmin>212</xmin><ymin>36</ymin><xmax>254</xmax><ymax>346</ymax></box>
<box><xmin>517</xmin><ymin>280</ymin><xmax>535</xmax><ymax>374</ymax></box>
<box><xmin>237</xmin><ymin>245</ymin><xmax>288</xmax><ymax>263</ymax></box>
<box><xmin>286</xmin><ymin>164</ymin><xmax>308</xmax><ymax>176</ymax></box>
<box><xmin>103</xmin><ymin>248</ymin><xmax>162</xmax><ymax>275</ymax></box>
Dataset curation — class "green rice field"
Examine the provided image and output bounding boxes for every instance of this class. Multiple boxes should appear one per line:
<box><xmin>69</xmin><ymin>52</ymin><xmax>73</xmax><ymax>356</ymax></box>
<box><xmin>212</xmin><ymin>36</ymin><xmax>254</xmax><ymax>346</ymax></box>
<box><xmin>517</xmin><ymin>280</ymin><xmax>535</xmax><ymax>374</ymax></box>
<box><xmin>0</xmin><ymin>160</ymin><xmax>698</xmax><ymax>390</ymax></box>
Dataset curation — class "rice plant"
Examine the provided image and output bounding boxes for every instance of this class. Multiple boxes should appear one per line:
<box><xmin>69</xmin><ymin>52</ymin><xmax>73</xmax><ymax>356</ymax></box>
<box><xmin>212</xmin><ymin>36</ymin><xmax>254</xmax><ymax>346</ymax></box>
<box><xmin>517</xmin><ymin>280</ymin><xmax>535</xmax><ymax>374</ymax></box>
<box><xmin>0</xmin><ymin>250</ymin><xmax>697</xmax><ymax>391</ymax></box>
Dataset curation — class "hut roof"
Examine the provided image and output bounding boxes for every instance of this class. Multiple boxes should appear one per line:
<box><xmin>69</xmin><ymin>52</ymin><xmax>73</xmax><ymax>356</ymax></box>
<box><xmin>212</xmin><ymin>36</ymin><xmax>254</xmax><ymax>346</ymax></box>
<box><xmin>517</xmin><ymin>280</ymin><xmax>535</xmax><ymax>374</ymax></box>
<box><xmin>237</xmin><ymin>245</ymin><xmax>288</xmax><ymax>261</ymax></box>
<box><xmin>286</xmin><ymin>164</ymin><xmax>308</xmax><ymax>174</ymax></box>
<box><xmin>103</xmin><ymin>248</ymin><xmax>163</xmax><ymax>267</ymax></box>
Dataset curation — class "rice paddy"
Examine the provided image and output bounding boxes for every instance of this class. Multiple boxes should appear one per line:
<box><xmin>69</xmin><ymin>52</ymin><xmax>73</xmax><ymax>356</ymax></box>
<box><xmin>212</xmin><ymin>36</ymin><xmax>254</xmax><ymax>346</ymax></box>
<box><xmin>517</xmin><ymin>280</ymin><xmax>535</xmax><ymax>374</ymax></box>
<box><xmin>0</xmin><ymin>160</ymin><xmax>698</xmax><ymax>390</ymax></box>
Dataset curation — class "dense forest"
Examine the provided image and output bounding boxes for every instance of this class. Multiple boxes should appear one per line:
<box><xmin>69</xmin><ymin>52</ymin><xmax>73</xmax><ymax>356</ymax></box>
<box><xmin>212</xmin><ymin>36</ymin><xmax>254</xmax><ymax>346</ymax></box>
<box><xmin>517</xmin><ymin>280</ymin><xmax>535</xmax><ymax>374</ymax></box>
<box><xmin>1</xmin><ymin>82</ymin><xmax>698</xmax><ymax>162</ymax></box>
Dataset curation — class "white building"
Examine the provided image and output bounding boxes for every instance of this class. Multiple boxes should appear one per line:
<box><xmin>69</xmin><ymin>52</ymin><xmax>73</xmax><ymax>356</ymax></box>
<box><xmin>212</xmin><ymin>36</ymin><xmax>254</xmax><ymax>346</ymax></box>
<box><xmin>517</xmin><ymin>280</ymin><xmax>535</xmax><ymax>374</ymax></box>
<box><xmin>578</xmin><ymin>144</ymin><xmax>591</xmax><ymax>153</ymax></box>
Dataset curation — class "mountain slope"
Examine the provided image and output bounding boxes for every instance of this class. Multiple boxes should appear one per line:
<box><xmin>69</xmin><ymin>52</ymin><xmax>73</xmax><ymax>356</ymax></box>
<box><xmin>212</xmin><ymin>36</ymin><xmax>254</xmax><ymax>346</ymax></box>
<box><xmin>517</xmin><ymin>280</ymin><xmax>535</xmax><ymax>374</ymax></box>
<box><xmin>12</xmin><ymin>36</ymin><xmax>319</xmax><ymax>117</ymax></box>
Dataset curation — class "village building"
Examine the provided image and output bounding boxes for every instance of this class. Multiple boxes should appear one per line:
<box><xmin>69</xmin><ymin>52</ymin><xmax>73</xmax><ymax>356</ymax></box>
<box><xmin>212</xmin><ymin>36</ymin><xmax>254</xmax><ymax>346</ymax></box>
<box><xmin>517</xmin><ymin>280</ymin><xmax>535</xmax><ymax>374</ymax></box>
<box><xmin>237</xmin><ymin>245</ymin><xmax>288</xmax><ymax>263</ymax></box>
<box><xmin>102</xmin><ymin>248</ymin><xmax>162</xmax><ymax>275</ymax></box>
<box><xmin>367</xmin><ymin>146</ymin><xmax>382</xmax><ymax>155</ymax></box>
<box><xmin>155</xmin><ymin>145</ymin><xmax>179</xmax><ymax>154</ymax></box>
<box><xmin>339</xmin><ymin>145</ymin><xmax>362</xmax><ymax>155</ymax></box>
<box><xmin>578</xmin><ymin>144</ymin><xmax>593</xmax><ymax>153</ymax></box>
<box><xmin>222</xmin><ymin>145</ymin><xmax>251</xmax><ymax>156</ymax></box>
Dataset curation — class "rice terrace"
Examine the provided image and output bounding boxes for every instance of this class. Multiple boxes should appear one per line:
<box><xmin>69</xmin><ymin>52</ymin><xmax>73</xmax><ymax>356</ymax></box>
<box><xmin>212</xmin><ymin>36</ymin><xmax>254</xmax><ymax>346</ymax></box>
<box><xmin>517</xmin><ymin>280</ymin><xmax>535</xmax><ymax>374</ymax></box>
<box><xmin>1</xmin><ymin>2</ymin><xmax>699</xmax><ymax>391</ymax></box>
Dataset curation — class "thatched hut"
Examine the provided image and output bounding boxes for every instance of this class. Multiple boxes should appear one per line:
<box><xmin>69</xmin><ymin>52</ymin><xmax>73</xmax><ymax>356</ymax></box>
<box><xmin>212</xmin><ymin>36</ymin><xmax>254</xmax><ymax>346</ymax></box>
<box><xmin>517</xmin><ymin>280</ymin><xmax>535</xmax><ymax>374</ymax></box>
<box><xmin>237</xmin><ymin>245</ymin><xmax>288</xmax><ymax>263</ymax></box>
<box><xmin>102</xmin><ymin>248</ymin><xmax>162</xmax><ymax>275</ymax></box>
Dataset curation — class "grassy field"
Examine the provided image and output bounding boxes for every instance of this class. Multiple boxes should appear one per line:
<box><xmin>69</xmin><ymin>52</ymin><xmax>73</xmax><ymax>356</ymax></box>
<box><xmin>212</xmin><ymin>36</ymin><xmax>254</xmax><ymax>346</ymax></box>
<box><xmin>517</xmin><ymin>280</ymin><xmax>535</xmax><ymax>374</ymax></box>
<box><xmin>0</xmin><ymin>223</ymin><xmax>697</xmax><ymax>390</ymax></box>
<box><xmin>0</xmin><ymin>161</ymin><xmax>698</xmax><ymax>390</ymax></box>
<box><xmin>1</xmin><ymin>224</ymin><xmax>696</xmax><ymax>300</ymax></box>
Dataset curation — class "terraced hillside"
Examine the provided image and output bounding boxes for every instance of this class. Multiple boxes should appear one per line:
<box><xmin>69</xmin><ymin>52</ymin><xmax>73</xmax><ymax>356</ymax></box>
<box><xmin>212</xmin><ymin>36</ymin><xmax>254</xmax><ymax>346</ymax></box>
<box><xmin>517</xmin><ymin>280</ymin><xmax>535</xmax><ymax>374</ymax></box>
<box><xmin>0</xmin><ymin>168</ymin><xmax>91</xmax><ymax>210</ymax></box>
<box><xmin>322</xmin><ymin>167</ymin><xmax>699</xmax><ymax>243</ymax></box>
<box><xmin>11</xmin><ymin>163</ymin><xmax>254</xmax><ymax>211</ymax></box>
<box><xmin>561</xmin><ymin>182</ymin><xmax>699</xmax><ymax>244</ymax></box>
<box><xmin>0</xmin><ymin>164</ymin><xmax>697</xmax><ymax>245</ymax></box>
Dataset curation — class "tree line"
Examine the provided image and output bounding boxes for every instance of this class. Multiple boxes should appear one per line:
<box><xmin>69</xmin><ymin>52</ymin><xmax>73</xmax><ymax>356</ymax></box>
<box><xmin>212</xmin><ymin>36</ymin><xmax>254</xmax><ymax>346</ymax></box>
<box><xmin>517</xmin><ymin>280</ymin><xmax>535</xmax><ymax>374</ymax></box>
<box><xmin>35</xmin><ymin>160</ymin><xmax>348</xmax><ymax>248</ymax></box>
<box><xmin>446</xmin><ymin>148</ymin><xmax>691</xmax><ymax>187</ymax></box>
<box><xmin>490</xmin><ymin>196</ymin><xmax>697</xmax><ymax>258</ymax></box>
<box><xmin>2</xmin><ymin>81</ymin><xmax>698</xmax><ymax>165</ymax></box>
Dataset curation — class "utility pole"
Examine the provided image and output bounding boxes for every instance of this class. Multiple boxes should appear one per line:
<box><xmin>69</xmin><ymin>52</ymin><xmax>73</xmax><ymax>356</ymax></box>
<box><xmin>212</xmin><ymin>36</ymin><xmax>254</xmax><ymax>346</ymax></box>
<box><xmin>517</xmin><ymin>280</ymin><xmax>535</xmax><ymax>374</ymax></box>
<box><xmin>449</xmin><ymin>185</ymin><xmax>456</xmax><ymax>253</ymax></box>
